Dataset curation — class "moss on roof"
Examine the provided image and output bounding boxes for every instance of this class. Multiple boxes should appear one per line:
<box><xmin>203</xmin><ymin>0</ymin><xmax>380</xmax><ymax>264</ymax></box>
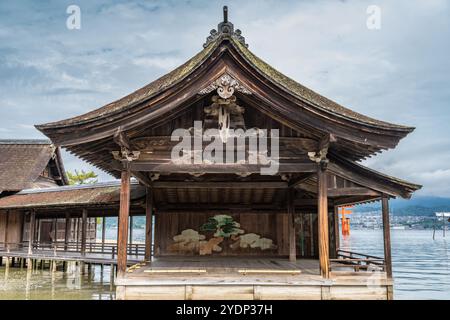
<box><xmin>37</xmin><ymin>33</ymin><xmax>413</xmax><ymax>133</ymax></box>
<box><xmin>230</xmin><ymin>38</ymin><xmax>412</xmax><ymax>131</ymax></box>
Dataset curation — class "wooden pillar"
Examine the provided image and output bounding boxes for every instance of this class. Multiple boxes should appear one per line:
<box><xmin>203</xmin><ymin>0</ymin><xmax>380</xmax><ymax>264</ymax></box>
<box><xmin>145</xmin><ymin>187</ymin><xmax>153</xmax><ymax>261</ymax></box>
<box><xmin>382</xmin><ymin>195</ymin><xmax>393</xmax><ymax>279</ymax></box>
<box><xmin>334</xmin><ymin>206</ymin><xmax>340</xmax><ymax>251</ymax></box>
<box><xmin>81</xmin><ymin>209</ymin><xmax>88</xmax><ymax>257</ymax></box>
<box><xmin>52</xmin><ymin>218</ymin><xmax>57</xmax><ymax>243</ymax></box>
<box><xmin>101</xmin><ymin>217</ymin><xmax>106</xmax><ymax>252</ymax></box>
<box><xmin>28</xmin><ymin>211</ymin><xmax>36</xmax><ymax>255</ymax></box>
<box><xmin>287</xmin><ymin>188</ymin><xmax>296</xmax><ymax>262</ymax></box>
<box><xmin>36</xmin><ymin>219</ymin><xmax>41</xmax><ymax>244</ymax></box>
<box><xmin>64</xmin><ymin>213</ymin><xmax>70</xmax><ymax>251</ymax></box>
<box><xmin>76</xmin><ymin>218</ymin><xmax>81</xmax><ymax>250</ymax></box>
<box><xmin>4</xmin><ymin>210</ymin><xmax>9</xmax><ymax>245</ymax></box>
<box><xmin>318</xmin><ymin>162</ymin><xmax>330</xmax><ymax>278</ymax></box>
<box><xmin>117</xmin><ymin>166</ymin><xmax>131</xmax><ymax>277</ymax></box>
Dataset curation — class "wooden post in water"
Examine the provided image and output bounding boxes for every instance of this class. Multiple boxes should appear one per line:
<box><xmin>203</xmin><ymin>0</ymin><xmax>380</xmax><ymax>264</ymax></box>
<box><xmin>81</xmin><ymin>209</ymin><xmax>88</xmax><ymax>257</ymax></box>
<box><xmin>52</xmin><ymin>218</ymin><xmax>57</xmax><ymax>243</ymax></box>
<box><xmin>317</xmin><ymin>161</ymin><xmax>330</xmax><ymax>278</ymax></box>
<box><xmin>74</xmin><ymin>218</ymin><xmax>79</xmax><ymax>251</ymax></box>
<box><xmin>101</xmin><ymin>217</ymin><xmax>106</xmax><ymax>252</ymax></box>
<box><xmin>117</xmin><ymin>165</ymin><xmax>131</xmax><ymax>277</ymax></box>
<box><xmin>287</xmin><ymin>188</ymin><xmax>296</xmax><ymax>262</ymax></box>
<box><xmin>28</xmin><ymin>210</ymin><xmax>36</xmax><ymax>255</ymax></box>
<box><xmin>110</xmin><ymin>263</ymin><xmax>115</xmax><ymax>290</ymax></box>
<box><xmin>145</xmin><ymin>187</ymin><xmax>154</xmax><ymax>261</ymax></box>
<box><xmin>64</xmin><ymin>212</ymin><xmax>70</xmax><ymax>251</ymax></box>
<box><xmin>4</xmin><ymin>211</ymin><xmax>9</xmax><ymax>249</ymax></box>
<box><xmin>382</xmin><ymin>195</ymin><xmax>393</xmax><ymax>279</ymax></box>
<box><xmin>443</xmin><ymin>213</ymin><xmax>446</xmax><ymax>238</ymax></box>
<box><xmin>80</xmin><ymin>209</ymin><xmax>88</xmax><ymax>274</ymax></box>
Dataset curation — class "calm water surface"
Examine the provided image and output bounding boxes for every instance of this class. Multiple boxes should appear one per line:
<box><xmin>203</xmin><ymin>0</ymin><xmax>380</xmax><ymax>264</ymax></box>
<box><xmin>0</xmin><ymin>263</ymin><xmax>115</xmax><ymax>300</ymax></box>
<box><xmin>340</xmin><ymin>229</ymin><xmax>450</xmax><ymax>300</ymax></box>
<box><xmin>0</xmin><ymin>229</ymin><xmax>448</xmax><ymax>299</ymax></box>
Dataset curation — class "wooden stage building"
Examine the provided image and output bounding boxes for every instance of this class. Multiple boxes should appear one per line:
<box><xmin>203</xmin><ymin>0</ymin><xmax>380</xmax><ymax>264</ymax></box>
<box><xmin>0</xmin><ymin>7</ymin><xmax>421</xmax><ymax>300</ymax></box>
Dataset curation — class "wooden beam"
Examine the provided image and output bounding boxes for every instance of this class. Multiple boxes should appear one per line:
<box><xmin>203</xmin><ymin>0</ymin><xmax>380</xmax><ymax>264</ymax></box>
<box><xmin>382</xmin><ymin>195</ymin><xmax>393</xmax><ymax>279</ymax></box>
<box><xmin>130</xmin><ymin>136</ymin><xmax>318</xmax><ymax>152</ymax></box>
<box><xmin>327</xmin><ymin>187</ymin><xmax>380</xmax><ymax>197</ymax></box>
<box><xmin>145</xmin><ymin>187</ymin><xmax>153</xmax><ymax>261</ymax></box>
<box><xmin>81</xmin><ymin>209</ymin><xmax>87</xmax><ymax>257</ymax></box>
<box><xmin>333</xmin><ymin>196</ymin><xmax>381</xmax><ymax>206</ymax></box>
<box><xmin>318</xmin><ymin>133</ymin><xmax>336</xmax><ymax>153</ymax></box>
<box><xmin>327</xmin><ymin>162</ymin><xmax>405</xmax><ymax>198</ymax></box>
<box><xmin>153</xmin><ymin>181</ymin><xmax>287</xmax><ymax>189</ymax></box>
<box><xmin>113</xmin><ymin>129</ymin><xmax>132</xmax><ymax>150</ymax></box>
<box><xmin>156</xmin><ymin>204</ymin><xmax>285</xmax><ymax>211</ymax></box>
<box><xmin>288</xmin><ymin>188</ymin><xmax>296</xmax><ymax>262</ymax></box>
<box><xmin>294</xmin><ymin>199</ymin><xmax>335</xmax><ymax>206</ymax></box>
<box><xmin>28</xmin><ymin>210</ymin><xmax>36</xmax><ymax>255</ymax></box>
<box><xmin>118</xmin><ymin>162</ymin><xmax>317</xmax><ymax>174</ymax></box>
<box><xmin>317</xmin><ymin>162</ymin><xmax>330</xmax><ymax>278</ymax></box>
<box><xmin>288</xmin><ymin>173</ymin><xmax>315</xmax><ymax>188</ymax></box>
<box><xmin>117</xmin><ymin>166</ymin><xmax>131</xmax><ymax>277</ymax></box>
<box><xmin>131</xmin><ymin>171</ymin><xmax>152</xmax><ymax>187</ymax></box>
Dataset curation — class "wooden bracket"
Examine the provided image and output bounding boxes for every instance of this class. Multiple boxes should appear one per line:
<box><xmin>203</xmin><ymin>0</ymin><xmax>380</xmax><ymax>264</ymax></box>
<box><xmin>308</xmin><ymin>133</ymin><xmax>336</xmax><ymax>164</ymax></box>
<box><xmin>112</xmin><ymin>128</ymin><xmax>140</xmax><ymax>163</ymax></box>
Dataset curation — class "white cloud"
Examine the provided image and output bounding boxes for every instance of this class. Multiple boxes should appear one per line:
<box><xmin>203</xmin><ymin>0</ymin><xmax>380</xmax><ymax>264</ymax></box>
<box><xmin>0</xmin><ymin>0</ymin><xmax>449</xmax><ymax>196</ymax></box>
<box><xmin>132</xmin><ymin>56</ymin><xmax>181</xmax><ymax>70</ymax></box>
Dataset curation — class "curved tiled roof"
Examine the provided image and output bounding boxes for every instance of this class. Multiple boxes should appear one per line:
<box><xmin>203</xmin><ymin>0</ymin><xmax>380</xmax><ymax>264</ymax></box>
<box><xmin>0</xmin><ymin>140</ymin><xmax>55</xmax><ymax>192</ymax></box>
<box><xmin>0</xmin><ymin>181</ymin><xmax>145</xmax><ymax>209</ymax></box>
<box><xmin>36</xmin><ymin>33</ymin><xmax>412</xmax><ymax>133</ymax></box>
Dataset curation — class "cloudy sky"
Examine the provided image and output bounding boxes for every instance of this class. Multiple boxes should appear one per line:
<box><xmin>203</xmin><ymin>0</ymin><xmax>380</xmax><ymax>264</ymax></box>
<box><xmin>0</xmin><ymin>0</ymin><xmax>449</xmax><ymax>196</ymax></box>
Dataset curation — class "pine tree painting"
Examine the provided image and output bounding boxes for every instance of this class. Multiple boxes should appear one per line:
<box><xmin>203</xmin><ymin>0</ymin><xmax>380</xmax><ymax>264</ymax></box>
<box><xmin>200</xmin><ymin>214</ymin><xmax>244</xmax><ymax>238</ymax></box>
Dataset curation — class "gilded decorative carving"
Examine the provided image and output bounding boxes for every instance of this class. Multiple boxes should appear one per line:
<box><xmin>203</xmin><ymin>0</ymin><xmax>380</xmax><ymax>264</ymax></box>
<box><xmin>198</xmin><ymin>73</ymin><xmax>251</xmax><ymax>98</ymax></box>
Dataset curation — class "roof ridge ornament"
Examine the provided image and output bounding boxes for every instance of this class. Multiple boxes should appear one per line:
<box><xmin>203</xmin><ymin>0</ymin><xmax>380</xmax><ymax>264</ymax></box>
<box><xmin>198</xmin><ymin>73</ymin><xmax>252</xmax><ymax>97</ymax></box>
<box><xmin>203</xmin><ymin>6</ymin><xmax>248</xmax><ymax>48</ymax></box>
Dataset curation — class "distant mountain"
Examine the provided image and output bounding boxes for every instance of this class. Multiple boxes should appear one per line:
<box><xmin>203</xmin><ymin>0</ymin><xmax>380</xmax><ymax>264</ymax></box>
<box><xmin>354</xmin><ymin>196</ymin><xmax>450</xmax><ymax>216</ymax></box>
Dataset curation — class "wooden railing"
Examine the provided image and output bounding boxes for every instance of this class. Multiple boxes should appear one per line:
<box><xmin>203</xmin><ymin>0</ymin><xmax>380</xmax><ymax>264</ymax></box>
<box><xmin>329</xmin><ymin>249</ymin><xmax>385</xmax><ymax>272</ymax></box>
<box><xmin>0</xmin><ymin>241</ymin><xmax>147</xmax><ymax>260</ymax></box>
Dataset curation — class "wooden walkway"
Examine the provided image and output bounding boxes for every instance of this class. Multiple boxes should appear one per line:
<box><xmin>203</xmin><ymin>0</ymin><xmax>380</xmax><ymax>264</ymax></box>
<box><xmin>0</xmin><ymin>242</ymin><xmax>145</xmax><ymax>266</ymax></box>
<box><xmin>0</xmin><ymin>249</ymin><xmax>141</xmax><ymax>265</ymax></box>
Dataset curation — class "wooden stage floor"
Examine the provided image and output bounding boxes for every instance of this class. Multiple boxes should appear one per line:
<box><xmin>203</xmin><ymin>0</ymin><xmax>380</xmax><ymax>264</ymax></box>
<box><xmin>133</xmin><ymin>256</ymin><xmax>320</xmax><ymax>275</ymax></box>
<box><xmin>116</xmin><ymin>257</ymin><xmax>392</xmax><ymax>300</ymax></box>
